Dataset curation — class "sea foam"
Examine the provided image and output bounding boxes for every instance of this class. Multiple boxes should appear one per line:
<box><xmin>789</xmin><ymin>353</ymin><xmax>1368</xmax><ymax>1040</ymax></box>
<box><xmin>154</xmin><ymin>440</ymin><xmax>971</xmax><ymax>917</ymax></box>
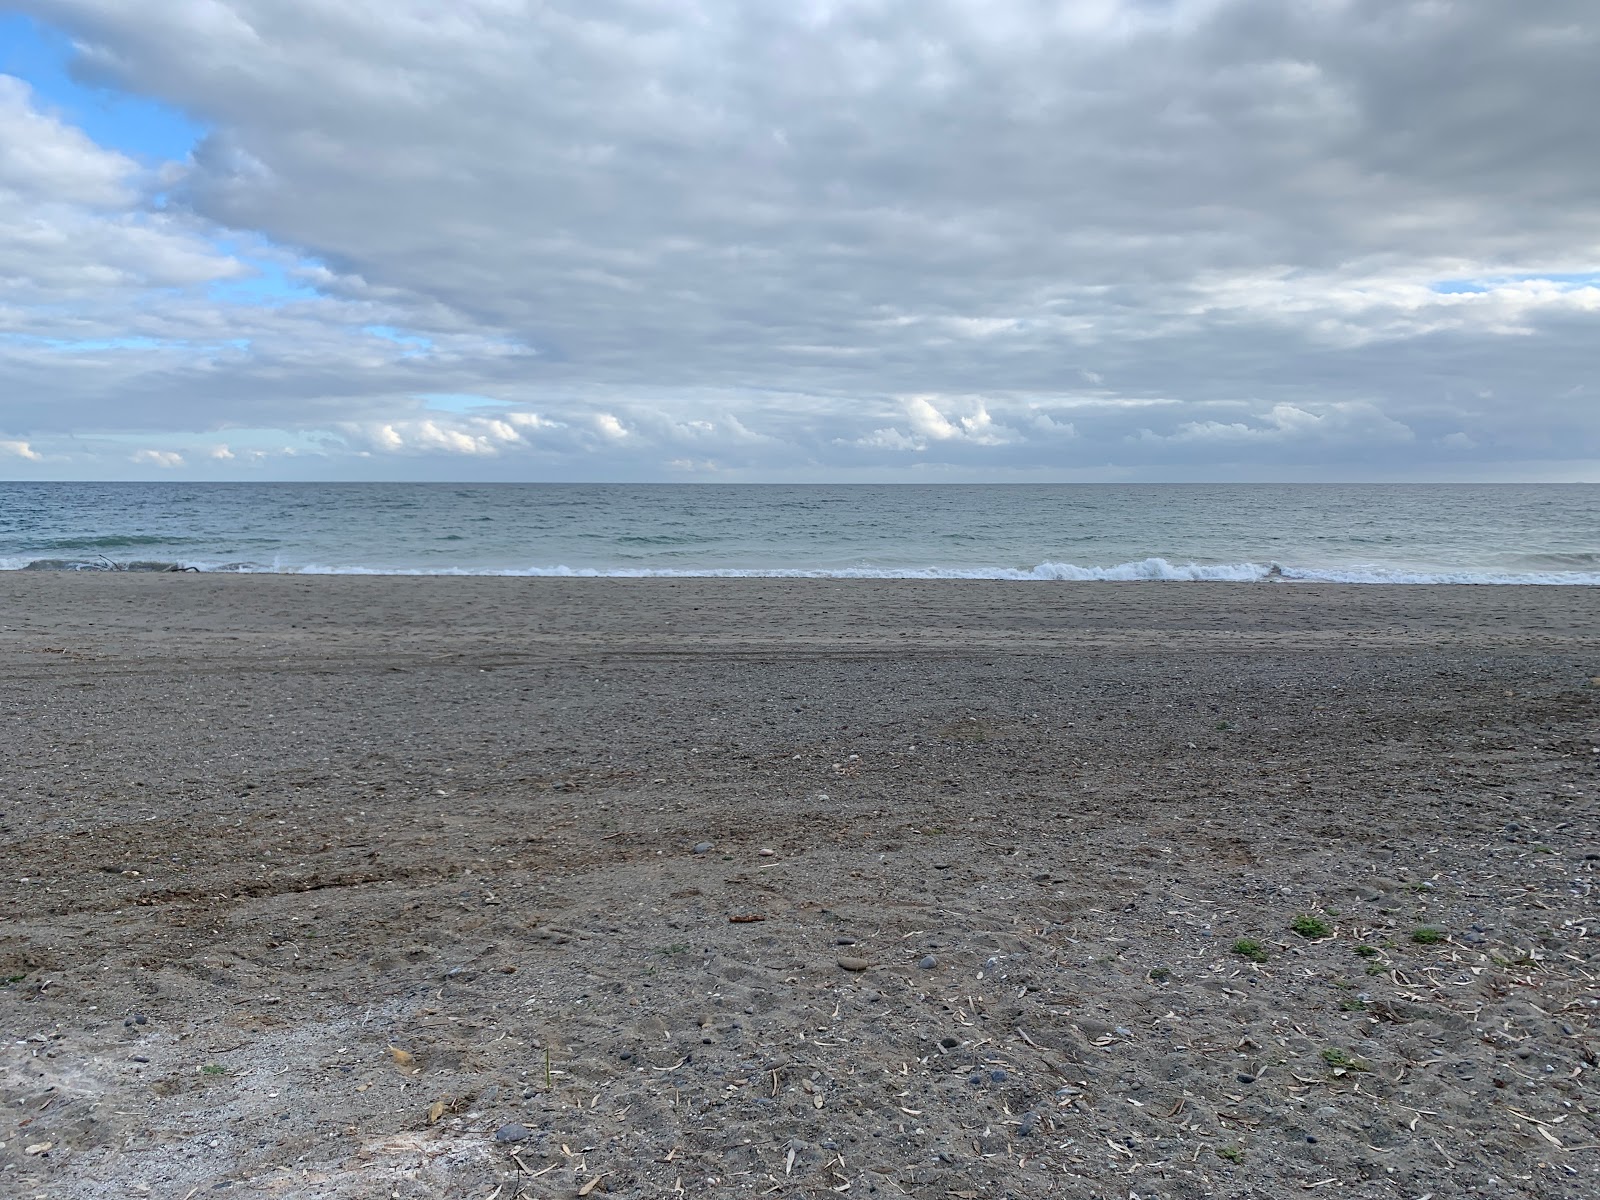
<box><xmin>32</xmin><ymin>555</ymin><xmax>1586</xmax><ymax>584</ymax></box>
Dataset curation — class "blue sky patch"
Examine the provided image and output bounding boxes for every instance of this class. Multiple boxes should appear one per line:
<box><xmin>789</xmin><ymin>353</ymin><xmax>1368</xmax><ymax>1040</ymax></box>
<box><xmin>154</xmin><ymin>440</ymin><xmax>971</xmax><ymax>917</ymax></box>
<box><xmin>0</xmin><ymin>13</ymin><xmax>205</xmax><ymax>165</ymax></box>
<box><xmin>1432</xmin><ymin>271</ymin><xmax>1600</xmax><ymax>295</ymax></box>
<box><xmin>365</xmin><ymin>326</ymin><xmax>434</xmax><ymax>356</ymax></box>
<box><xmin>209</xmin><ymin>255</ymin><xmax>324</xmax><ymax>306</ymax></box>
<box><xmin>422</xmin><ymin>393</ymin><xmax>513</xmax><ymax>413</ymax></box>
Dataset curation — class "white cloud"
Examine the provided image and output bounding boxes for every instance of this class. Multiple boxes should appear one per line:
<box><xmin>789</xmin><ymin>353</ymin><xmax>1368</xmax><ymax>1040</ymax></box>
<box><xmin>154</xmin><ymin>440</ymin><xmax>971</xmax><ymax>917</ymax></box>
<box><xmin>1147</xmin><ymin>402</ymin><xmax>1415</xmax><ymax>447</ymax></box>
<box><xmin>130</xmin><ymin>448</ymin><xmax>184</xmax><ymax>467</ymax></box>
<box><xmin>1</xmin><ymin>438</ymin><xmax>42</xmax><ymax>460</ymax></box>
<box><xmin>905</xmin><ymin>396</ymin><xmax>958</xmax><ymax>442</ymax></box>
<box><xmin>0</xmin><ymin>75</ymin><xmax>134</xmax><ymax>207</ymax></box>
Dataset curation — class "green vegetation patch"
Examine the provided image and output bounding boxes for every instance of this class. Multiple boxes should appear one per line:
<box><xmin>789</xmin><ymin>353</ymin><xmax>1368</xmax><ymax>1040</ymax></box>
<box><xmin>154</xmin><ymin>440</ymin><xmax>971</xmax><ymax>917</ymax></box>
<box><xmin>1231</xmin><ymin>939</ymin><xmax>1269</xmax><ymax>963</ymax></box>
<box><xmin>1321</xmin><ymin>1047</ymin><xmax>1369</xmax><ymax>1072</ymax></box>
<box><xmin>1290</xmin><ymin>914</ymin><xmax>1333</xmax><ymax>939</ymax></box>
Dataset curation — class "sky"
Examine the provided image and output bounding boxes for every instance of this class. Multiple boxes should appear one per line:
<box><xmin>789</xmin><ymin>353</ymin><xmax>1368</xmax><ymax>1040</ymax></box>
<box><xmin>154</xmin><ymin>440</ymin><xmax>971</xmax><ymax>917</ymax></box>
<box><xmin>0</xmin><ymin>0</ymin><xmax>1597</xmax><ymax>483</ymax></box>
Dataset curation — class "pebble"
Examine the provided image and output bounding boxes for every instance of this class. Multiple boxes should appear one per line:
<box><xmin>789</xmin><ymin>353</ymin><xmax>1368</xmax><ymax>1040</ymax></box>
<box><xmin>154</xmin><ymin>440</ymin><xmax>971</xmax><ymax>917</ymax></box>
<box><xmin>917</xmin><ymin>955</ymin><xmax>937</xmax><ymax>970</ymax></box>
<box><xmin>692</xmin><ymin>842</ymin><xmax>714</xmax><ymax>855</ymax></box>
<box><xmin>837</xmin><ymin>957</ymin><xmax>871</xmax><ymax>972</ymax></box>
<box><xmin>494</xmin><ymin>1123</ymin><xmax>531</xmax><ymax>1143</ymax></box>
<box><xmin>25</xmin><ymin>1143</ymin><xmax>52</xmax><ymax>1155</ymax></box>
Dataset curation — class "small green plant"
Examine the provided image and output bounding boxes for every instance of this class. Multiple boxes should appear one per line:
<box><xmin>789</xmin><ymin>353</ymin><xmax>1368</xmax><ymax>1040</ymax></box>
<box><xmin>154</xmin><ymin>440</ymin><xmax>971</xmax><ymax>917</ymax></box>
<box><xmin>1365</xmin><ymin>964</ymin><xmax>1386</xmax><ymax>976</ymax></box>
<box><xmin>658</xmin><ymin>942</ymin><xmax>690</xmax><ymax>956</ymax></box>
<box><xmin>1232</xmin><ymin>939</ymin><xmax>1269</xmax><ymax>963</ymax></box>
<box><xmin>1354</xmin><ymin>945</ymin><xmax>1380</xmax><ymax>958</ymax></box>
<box><xmin>200</xmin><ymin>1064</ymin><xmax>228</xmax><ymax>1076</ymax></box>
<box><xmin>1339</xmin><ymin>997</ymin><xmax>1367</xmax><ymax>1012</ymax></box>
<box><xmin>1149</xmin><ymin>967</ymin><xmax>1171</xmax><ymax>982</ymax></box>
<box><xmin>1</xmin><ymin>974</ymin><xmax>25</xmax><ymax>985</ymax></box>
<box><xmin>1290</xmin><ymin>914</ymin><xmax>1333</xmax><ymax>940</ymax></box>
<box><xmin>1215</xmin><ymin>721</ymin><xmax>1232</xmax><ymax>731</ymax></box>
<box><xmin>1411</xmin><ymin>928</ymin><xmax>1446</xmax><ymax>945</ymax></box>
<box><xmin>1216</xmin><ymin>1145</ymin><xmax>1245</xmax><ymax>1164</ymax></box>
<box><xmin>1321</xmin><ymin>1047</ymin><xmax>1368</xmax><ymax>1072</ymax></box>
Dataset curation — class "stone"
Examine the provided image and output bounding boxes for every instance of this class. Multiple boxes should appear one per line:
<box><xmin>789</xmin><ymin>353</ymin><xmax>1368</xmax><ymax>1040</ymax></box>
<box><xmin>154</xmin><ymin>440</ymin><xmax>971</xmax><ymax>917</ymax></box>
<box><xmin>495</xmin><ymin>1123</ymin><xmax>531</xmax><ymax>1143</ymax></box>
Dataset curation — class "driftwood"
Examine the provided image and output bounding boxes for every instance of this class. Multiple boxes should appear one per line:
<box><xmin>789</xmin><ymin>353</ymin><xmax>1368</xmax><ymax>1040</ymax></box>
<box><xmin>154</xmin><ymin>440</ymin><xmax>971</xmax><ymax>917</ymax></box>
<box><xmin>92</xmin><ymin>554</ymin><xmax>199</xmax><ymax>573</ymax></box>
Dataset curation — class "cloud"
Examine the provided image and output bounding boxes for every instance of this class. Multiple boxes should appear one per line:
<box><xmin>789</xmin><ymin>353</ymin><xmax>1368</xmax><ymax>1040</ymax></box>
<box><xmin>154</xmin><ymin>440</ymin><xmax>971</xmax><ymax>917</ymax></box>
<box><xmin>1</xmin><ymin>1</ymin><xmax>1597</xmax><ymax>478</ymax></box>
<box><xmin>1148</xmin><ymin>401</ymin><xmax>1415</xmax><ymax>447</ymax></box>
<box><xmin>0</xmin><ymin>74</ymin><xmax>134</xmax><ymax>206</ymax></box>
<box><xmin>1</xmin><ymin>438</ymin><xmax>42</xmax><ymax>460</ymax></box>
<box><xmin>129</xmin><ymin>448</ymin><xmax>184</xmax><ymax>467</ymax></box>
<box><xmin>335</xmin><ymin>410</ymin><xmax>566</xmax><ymax>457</ymax></box>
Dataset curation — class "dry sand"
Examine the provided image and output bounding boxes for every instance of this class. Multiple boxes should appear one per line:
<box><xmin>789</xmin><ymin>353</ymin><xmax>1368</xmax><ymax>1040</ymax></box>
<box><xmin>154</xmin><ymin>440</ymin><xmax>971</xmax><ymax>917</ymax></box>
<box><xmin>1</xmin><ymin>575</ymin><xmax>1597</xmax><ymax>1199</ymax></box>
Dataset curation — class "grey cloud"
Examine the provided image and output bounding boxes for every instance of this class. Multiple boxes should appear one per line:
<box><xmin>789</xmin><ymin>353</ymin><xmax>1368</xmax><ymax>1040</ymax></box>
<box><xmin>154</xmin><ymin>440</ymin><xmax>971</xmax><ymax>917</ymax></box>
<box><xmin>2</xmin><ymin>0</ymin><xmax>1598</xmax><ymax>478</ymax></box>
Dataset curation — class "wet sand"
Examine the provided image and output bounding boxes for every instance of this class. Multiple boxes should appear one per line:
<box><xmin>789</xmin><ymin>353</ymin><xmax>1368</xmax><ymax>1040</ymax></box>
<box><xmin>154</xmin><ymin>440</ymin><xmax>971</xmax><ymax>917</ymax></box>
<box><xmin>2</xmin><ymin>575</ymin><xmax>1597</xmax><ymax>1198</ymax></box>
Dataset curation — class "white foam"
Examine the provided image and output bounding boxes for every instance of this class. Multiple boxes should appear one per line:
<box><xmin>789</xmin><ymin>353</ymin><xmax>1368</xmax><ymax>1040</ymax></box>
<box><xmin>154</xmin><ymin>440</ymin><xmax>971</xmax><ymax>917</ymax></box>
<box><xmin>138</xmin><ymin>556</ymin><xmax>1600</xmax><ymax>584</ymax></box>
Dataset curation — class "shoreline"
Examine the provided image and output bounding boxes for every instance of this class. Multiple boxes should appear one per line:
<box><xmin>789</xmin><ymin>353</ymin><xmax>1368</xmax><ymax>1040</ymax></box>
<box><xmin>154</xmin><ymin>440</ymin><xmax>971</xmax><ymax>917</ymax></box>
<box><xmin>8</xmin><ymin>560</ymin><xmax>1600</xmax><ymax>585</ymax></box>
<box><xmin>2</xmin><ymin>576</ymin><xmax>1597</xmax><ymax>1197</ymax></box>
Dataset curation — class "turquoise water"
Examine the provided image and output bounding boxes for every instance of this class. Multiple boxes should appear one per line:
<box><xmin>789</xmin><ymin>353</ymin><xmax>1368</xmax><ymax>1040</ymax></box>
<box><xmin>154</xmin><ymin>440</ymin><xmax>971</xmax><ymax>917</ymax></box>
<box><xmin>1</xmin><ymin>482</ymin><xmax>1597</xmax><ymax>583</ymax></box>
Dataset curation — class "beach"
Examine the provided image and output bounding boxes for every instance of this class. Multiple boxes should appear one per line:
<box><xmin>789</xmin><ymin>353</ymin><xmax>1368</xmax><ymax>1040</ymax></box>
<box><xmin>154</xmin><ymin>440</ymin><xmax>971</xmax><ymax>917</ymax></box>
<box><xmin>1</xmin><ymin>574</ymin><xmax>1596</xmax><ymax>1198</ymax></box>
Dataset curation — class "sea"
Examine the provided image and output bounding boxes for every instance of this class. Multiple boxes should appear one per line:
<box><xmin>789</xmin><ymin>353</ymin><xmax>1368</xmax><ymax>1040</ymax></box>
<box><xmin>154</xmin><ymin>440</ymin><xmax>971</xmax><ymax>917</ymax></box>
<box><xmin>0</xmin><ymin>482</ymin><xmax>1597</xmax><ymax>584</ymax></box>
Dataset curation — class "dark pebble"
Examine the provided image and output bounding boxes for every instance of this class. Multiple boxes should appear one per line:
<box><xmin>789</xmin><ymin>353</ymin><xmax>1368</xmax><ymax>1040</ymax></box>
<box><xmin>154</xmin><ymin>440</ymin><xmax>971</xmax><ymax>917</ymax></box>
<box><xmin>495</xmin><ymin>1123</ymin><xmax>531</xmax><ymax>1143</ymax></box>
<box><xmin>917</xmin><ymin>956</ymin><xmax>937</xmax><ymax>970</ymax></box>
<box><xmin>968</xmin><ymin>1073</ymin><xmax>984</xmax><ymax>1085</ymax></box>
<box><xmin>939</xmin><ymin>1037</ymin><xmax>959</xmax><ymax>1050</ymax></box>
<box><xmin>989</xmin><ymin>1068</ymin><xmax>1008</xmax><ymax>1083</ymax></box>
<box><xmin>1237</xmin><ymin>1074</ymin><xmax>1256</xmax><ymax>1084</ymax></box>
<box><xmin>692</xmin><ymin>842</ymin><xmax>714</xmax><ymax>855</ymax></box>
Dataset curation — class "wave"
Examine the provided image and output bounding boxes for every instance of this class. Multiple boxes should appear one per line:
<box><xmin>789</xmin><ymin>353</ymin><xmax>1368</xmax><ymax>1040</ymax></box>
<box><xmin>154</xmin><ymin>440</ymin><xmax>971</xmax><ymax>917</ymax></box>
<box><xmin>22</xmin><ymin>534</ymin><xmax>183</xmax><ymax>551</ymax></box>
<box><xmin>8</xmin><ymin>554</ymin><xmax>1593</xmax><ymax>584</ymax></box>
<box><xmin>1509</xmin><ymin>551</ymin><xmax>1600</xmax><ymax>569</ymax></box>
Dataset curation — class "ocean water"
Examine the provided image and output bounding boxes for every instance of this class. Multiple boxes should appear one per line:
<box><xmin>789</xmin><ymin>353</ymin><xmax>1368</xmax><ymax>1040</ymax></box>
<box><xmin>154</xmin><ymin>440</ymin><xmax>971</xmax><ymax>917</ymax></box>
<box><xmin>0</xmin><ymin>482</ymin><xmax>1597</xmax><ymax>584</ymax></box>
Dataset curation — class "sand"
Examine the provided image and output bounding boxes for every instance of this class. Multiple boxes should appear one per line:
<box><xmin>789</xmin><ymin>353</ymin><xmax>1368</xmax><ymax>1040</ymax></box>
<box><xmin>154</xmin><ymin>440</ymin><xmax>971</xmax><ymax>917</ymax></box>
<box><xmin>1</xmin><ymin>574</ymin><xmax>1597</xmax><ymax>1199</ymax></box>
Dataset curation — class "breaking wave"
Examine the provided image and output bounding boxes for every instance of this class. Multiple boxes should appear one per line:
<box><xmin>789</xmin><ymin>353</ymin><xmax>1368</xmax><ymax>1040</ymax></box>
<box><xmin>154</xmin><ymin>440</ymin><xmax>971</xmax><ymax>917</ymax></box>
<box><xmin>10</xmin><ymin>555</ymin><xmax>1595</xmax><ymax>584</ymax></box>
